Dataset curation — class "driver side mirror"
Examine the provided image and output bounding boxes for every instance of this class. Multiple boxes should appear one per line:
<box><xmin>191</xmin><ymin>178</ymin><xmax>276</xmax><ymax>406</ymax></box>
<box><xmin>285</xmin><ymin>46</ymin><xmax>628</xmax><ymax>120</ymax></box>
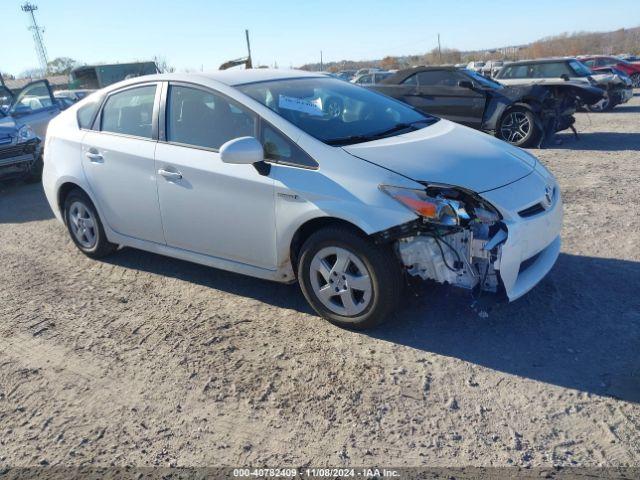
<box><xmin>560</xmin><ymin>74</ymin><xmax>570</xmax><ymax>81</ymax></box>
<box><xmin>220</xmin><ymin>136</ymin><xmax>264</xmax><ymax>165</ymax></box>
<box><xmin>457</xmin><ymin>80</ymin><xmax>474</xmax><ymax>89</ymax></box>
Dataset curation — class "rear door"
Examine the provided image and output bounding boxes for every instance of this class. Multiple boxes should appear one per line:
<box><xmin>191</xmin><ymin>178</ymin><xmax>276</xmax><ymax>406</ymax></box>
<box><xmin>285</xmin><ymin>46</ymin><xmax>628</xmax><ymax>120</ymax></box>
<box><xmin>81</xmin><ymin>82</ymin><xmax>165</xmax><ymax>244</ymax></box>
<box><xmin>8</xmin><ymin>80</ymin><xmax>59</xmax><ymax>139</ymax></box>
<box><xmin>413</xmin><ymin>70</ymin><xmax>486</xmax><ymax>128</ymax></box>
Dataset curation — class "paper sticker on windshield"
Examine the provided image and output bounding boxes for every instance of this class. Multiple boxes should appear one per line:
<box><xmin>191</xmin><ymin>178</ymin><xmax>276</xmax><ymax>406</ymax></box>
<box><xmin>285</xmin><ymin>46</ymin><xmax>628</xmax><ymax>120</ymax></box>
<box><xmin>278</xmin><ymin>95</ymin><xmax>323</xmax><ymax>116</ymax></box>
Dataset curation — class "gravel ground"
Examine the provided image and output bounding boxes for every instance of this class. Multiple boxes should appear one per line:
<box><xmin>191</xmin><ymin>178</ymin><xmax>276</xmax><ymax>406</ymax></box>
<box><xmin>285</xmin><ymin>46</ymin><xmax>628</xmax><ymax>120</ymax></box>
<box><xmin>0</xmin><ymin>95</ymin><xmax>639</xmax><ymax>469</ymax></box>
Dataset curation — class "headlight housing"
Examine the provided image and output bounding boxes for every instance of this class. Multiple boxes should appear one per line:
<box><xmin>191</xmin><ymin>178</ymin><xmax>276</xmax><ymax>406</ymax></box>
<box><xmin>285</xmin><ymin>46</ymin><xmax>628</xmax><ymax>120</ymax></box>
<box><xmin>380</xmin><ymin>184</ymin><xmax>500</xmax><ymax>226</ymax></box>
<box><xmin>17</xmin><ymin>124</ymin><xmax>36</xmax><ymax>143</ymax></box>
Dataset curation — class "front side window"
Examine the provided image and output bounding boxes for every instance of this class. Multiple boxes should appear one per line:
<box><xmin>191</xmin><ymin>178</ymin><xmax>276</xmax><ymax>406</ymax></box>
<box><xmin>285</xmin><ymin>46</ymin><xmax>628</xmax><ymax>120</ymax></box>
<box><xmin>166</xmin><ymin>85</ymin><xmax>256</xmax><ymax>150</ymax></box>
<box><xmin>101</xmin><ymin>85</ymin><xmax>156</xmax><ymax>138</ymax></box>
<box><xmin>237</xmin><ymin>77</ymin><xmax>436</xmax><ymax>146</ymax></box>
<box><xmin>402</xmin><ymin>74</ymin><xmax>418</xmax><ymax>85</ymax></box>
<box><xmin>262</xmin><ymin>124</ymin><xmax>317</xmax><ymax>168</ymax></box>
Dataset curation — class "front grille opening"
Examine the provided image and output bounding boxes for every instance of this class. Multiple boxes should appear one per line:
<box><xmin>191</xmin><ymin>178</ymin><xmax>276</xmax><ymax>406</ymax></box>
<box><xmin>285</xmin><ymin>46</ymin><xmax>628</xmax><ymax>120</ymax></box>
<box><xmin>518</xmin><ymin>203</ymin><xmax>545</xmax><ymax>218</ymax></box>
<box><xmin>519</xmin><ymin>251</ymin><xmax>542</xmax><ymax>274</ymax></box>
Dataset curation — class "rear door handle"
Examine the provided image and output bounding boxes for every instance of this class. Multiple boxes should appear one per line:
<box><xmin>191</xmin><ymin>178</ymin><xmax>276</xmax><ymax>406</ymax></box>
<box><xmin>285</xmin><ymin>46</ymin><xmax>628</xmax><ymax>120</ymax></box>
<box><xmin>158</xmin><ymin>169</ymin><xmax>182</xmax><ymax>180</ymax></box>
<box><xmin>85</xmin><ymin>151</ymin><xmax>103</xmax><ymax>162</ymax></box>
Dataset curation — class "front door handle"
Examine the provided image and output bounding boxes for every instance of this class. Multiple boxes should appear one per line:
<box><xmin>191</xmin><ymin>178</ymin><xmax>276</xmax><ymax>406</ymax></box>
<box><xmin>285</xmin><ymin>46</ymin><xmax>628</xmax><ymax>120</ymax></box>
<box><xmin>85</xmin><ymin>151</ymin><xmax>103</xmax><ymax>162</ymax></box>
<box><xmin>158</xmin><ymin>169</ymin><xmax>182</xmax><ymax>180</ymax></box>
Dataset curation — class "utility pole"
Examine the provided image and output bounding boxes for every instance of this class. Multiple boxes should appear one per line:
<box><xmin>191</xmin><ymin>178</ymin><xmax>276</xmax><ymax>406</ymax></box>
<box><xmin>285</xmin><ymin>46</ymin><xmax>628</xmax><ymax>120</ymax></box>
<box><xmin>320</xmin><ymin>51</ymin><xmax>323</xmax><ymax>71</ymax></box>
<box><xmin>437</xmin><ymin>33</ymin><xmax>442</xmax><ymax>64</ymax></box>
<box><xmin>245</xmin><ymin>29</ymin><xmax>253</xmax><ymax>69</ymax></box>
<box><xmin>21</xmin><ymin>2</ymin><xmax>49</xmax><ymax>76</ymax></box>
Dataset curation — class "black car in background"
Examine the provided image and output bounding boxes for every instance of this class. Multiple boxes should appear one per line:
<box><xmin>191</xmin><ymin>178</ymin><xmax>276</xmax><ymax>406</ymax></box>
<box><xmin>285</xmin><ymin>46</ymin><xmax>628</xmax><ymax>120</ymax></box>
<box><xmin>371</xmin><ymin>67</ymin><xmax>603</xmax><ymax>147</ymax></box>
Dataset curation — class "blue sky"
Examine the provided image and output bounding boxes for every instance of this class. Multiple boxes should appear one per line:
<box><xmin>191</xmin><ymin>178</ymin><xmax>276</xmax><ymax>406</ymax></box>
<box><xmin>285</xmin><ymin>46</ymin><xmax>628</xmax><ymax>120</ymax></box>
<box><xmin>2</xmin><ymin>0</ymin><xmax>639</xmax><ymax>76</ymax></box>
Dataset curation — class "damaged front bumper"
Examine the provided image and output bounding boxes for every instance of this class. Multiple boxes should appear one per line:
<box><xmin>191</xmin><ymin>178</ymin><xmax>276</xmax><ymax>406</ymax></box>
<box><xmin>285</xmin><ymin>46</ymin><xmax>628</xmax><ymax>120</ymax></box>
<box><xmin>0</xmin><ymin>138</ymin><xmax>41</xmax><ymax>178</ymax></box>
<box><xmin>380</xmin><ymin>170</ymin><xmax>563</xmax><ymax>303</ymax></box>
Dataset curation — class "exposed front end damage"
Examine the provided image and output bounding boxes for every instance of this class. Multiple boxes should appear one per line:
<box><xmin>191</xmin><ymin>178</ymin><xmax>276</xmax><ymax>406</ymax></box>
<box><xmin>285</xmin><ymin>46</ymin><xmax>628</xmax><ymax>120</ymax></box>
<box><xmin>375</xmin><ymin>172</ymin><xmax>563</xmax><ymax>310</ymax></box>
<box><xmin>374</xmin><ymin>185</ymin><xmax>507</xmax><ymax>302</ymax></box>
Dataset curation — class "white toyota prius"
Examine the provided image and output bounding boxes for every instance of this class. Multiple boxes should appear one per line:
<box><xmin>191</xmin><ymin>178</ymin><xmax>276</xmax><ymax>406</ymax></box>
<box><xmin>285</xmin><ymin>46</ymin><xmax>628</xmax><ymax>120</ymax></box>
<box><xmin>43</xmin><ymin>70</ymin><xmax>562</xmax><ymax>329</ymax></box>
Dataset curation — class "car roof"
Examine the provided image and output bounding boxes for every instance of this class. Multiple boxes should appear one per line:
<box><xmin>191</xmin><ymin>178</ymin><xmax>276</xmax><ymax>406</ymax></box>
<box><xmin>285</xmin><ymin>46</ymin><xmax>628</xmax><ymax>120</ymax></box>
<box><xmin>504</xmin><ymin>58</ymin><xmax>578</xmax><ymax>66</ymax></box>
<box><xmin>100</xmin><ymin>69</ymin><xmax>326</xmax><ymax>93</ymax></box>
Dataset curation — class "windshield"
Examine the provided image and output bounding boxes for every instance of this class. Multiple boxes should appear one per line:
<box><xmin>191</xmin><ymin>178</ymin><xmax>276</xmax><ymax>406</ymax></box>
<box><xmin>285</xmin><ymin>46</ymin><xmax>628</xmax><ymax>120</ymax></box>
<box><xmin>463</xmin><ymin>70</ymin><xmax>503</xmax><ymax>89</ymax></box>
<box><xmin>237</xmin><ymin>77</ymin><xmax>437</xmax><ymax>146</ymax></box>
<box><xmin>569</xmin><ymin>60</ymin><xmax>593</xmax><ymax>77</ymax></box>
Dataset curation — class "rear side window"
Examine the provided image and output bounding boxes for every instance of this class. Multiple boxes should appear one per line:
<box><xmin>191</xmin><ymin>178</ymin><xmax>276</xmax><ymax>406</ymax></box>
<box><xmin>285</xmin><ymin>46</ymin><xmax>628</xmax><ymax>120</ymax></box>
<box><xmin>101</xmin><ymin>85</ymin><xmax>156</xmax><ymax>139</ymax></box>
<box><xmin>166</xmin><ymin>85</ymin><xmax>256</xmax><ymax>150</ymax></box>
<box><xmin>531</xmin><ymin>62</ymin><xmax>572</xmax><ymax>78</ymax></box>
<box><xmin>499</xmin><ymin>65</ymin><xmax>530</xmax><ymax>79</ymax></box>
<box><xmin>402</xmin><ymin>74</ymin><xmax>418</xmax><ymax>85</ymax></box>
<box><xmin>261</xmin><ymin>124</ymin><xmax>317</xmax><ymax>169</ymax></box>
<box><xmin>77</xmin><ymin>98</ymin><xmax>101</xmax><ymax>129</ymax></box>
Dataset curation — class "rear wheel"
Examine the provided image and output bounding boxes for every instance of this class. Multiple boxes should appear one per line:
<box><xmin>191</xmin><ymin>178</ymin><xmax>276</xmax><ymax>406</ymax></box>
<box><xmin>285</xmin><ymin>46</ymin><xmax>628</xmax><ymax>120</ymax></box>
<box><xmin>297</xmin><ymin>226</ymin><xmax>403</xmax><ymax>329</ymax></box>
<box><xmin>63</xmin><ymin>189</ymin><xmax>117</xmax><ymax>258</ymax></box>
<box><xmin>631</xmin><ymin>73</ymin><xmax>640</xmax><ymax>89</ymax></box>
<box><xmin>497</xmin><ymin>107</ymin><xmax>540</xmax><ymax>147</ymax></box>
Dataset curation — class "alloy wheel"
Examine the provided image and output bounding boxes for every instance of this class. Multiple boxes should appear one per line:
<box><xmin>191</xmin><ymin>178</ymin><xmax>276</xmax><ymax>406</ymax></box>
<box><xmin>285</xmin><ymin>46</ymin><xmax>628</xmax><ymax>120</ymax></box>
<box><xmin>68</xmin><ymin>201</ymin><xmax>98</xmax><ymax>249</ymax></box>
<box><xmin>309</xmin><ymin>246</ymin><xmax>373</xmax><ymax>318</ymax></box>
<box><xmin>499</xmin><ymin>111</ymin><xmax>531</xmax><ymax>144</ymax></box>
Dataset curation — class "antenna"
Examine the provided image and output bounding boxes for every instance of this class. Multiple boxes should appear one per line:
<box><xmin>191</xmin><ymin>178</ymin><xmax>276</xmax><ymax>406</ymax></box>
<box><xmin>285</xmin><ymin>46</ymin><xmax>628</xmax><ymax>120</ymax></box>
<box><xmin>21</xmin><ymin>2</ymin><xmax>49</xmax><ymax>76</ymax></box>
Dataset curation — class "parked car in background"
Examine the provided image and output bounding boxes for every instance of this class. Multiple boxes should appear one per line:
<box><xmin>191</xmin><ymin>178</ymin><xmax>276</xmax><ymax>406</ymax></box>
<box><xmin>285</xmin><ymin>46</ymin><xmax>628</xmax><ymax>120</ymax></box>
<box><xmin>54</xmin><ymin>89</ymin><xmax>95</xmax><ymax>103</ymax></box>
<box><xmin>43</xmin><ymin>70</ymin><xmax>562</xmax><ymax>328</ymax></box>
<box><xmin>466</xmin><ymin>61</ymin><xmax>486</xmax><ymax>73</ymax></box>
<box><xmin>496</xmin><ymin>58</ymin><xmax>630</xmax><ymax>111</ymax></box>
<box><xmin>336</xmin><ymin>70</ymin><xmax>357</xmax><ymax>81</ymax></box>
<box><xmin>371</xmin><ymin>66</ymin><xmax>603</xmax><ymax>147</ymax></box>
<box><xmin>352</xmin><ymin>71</ymin><xmax>392</xmax><ymax>85</ymax></box>
<box><xmin>354</xmin><ymin>68</ymin><xmax>382</xmax><ymax>77</ymax></box>
<box><xmin>480</xmin><ymin>60</ymin><xmax>505</xmax><ymax>78</ymax></box>
<box><xmin>579</xmin><ymin>55</ymin><xmax>640</xmax><ymax>88</ymax></box>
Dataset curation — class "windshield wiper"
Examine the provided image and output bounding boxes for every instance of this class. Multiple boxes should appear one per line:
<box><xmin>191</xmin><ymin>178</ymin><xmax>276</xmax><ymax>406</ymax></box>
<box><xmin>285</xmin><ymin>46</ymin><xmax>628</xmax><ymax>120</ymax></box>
<box><xmin>325</xmin><ymin>119</ymin><xmax>434</xmax><ymax>146</ymax></box>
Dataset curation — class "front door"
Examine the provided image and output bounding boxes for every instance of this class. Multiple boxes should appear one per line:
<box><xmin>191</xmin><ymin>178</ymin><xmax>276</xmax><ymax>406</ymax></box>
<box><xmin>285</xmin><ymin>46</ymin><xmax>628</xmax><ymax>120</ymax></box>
<box><xmin>81</xmin><ymin>83</ymin><xmax>165</xmax><ymax>244</ymax></box>
<box><xmin>154</xmin><ymin>83</ymin><xmax>277</xmax><ymax>270</ymax></box>
<box><xmin>9</xmin><ymin>80</ymin><xmax>59</xmax><ymax>140</ymax></box>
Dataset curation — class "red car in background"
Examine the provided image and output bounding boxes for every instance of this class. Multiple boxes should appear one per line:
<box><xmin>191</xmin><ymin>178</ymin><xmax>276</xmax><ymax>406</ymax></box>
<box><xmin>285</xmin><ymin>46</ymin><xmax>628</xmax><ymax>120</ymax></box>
<box><xmin>579</xmin><ymin>56</ymin><xmax>640</xmax><ymax>87</ymax></box>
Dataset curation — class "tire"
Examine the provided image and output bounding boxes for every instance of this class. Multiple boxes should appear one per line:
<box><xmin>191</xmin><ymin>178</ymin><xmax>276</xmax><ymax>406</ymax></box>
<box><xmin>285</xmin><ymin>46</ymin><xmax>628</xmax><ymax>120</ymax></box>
<box><xmin>297</xmin><ymin>226</ymin><xmax>403</xmax><ymax>330</ymax></box>
<box><xmin>631</xmin><ymin>73</ymin><xmax>640</xmax><ymax>89</ymax></box>
<box><xmin>63</xmin><ymin>189</ymin><xmax>117</xmax><ymax>258</ymax></box>
<box><xmin>497</xmin><ymin>107</ymin><xmax>540</xmax><ymax>148</ymax></box>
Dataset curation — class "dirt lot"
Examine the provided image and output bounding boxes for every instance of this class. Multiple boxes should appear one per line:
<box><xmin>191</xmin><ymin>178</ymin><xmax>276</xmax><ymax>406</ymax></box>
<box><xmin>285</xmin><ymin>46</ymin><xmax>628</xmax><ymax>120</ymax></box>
<box><xmin>1</xmin><ymin>96</ymin><xmax>639</xmax><ymax>469</ymax></box>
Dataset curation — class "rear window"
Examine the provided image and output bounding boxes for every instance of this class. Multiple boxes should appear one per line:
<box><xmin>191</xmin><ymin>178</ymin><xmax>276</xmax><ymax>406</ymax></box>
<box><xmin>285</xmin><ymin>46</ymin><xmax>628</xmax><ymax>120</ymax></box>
<box><xmin>77</xmin><ymin>98</ymin><xmax>101</xmax><ymax>129</ymax></box>
<box><xmin>498</xmin><ymin>64</ymin><xmax>530</xmax><ymax>79</ymax></box>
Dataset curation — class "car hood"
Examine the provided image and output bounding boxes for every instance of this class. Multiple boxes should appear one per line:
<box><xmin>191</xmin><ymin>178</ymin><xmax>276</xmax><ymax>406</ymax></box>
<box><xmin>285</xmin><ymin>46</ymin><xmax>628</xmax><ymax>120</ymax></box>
<box><xmin>0</xmin><ymin>115</ymin><xmax>17</xmax><ymax>144</ymax></box>
<box><xmin>342</xmin><ymin>119</ymin><xmax>536</xmax><ymax>193</ymax></box>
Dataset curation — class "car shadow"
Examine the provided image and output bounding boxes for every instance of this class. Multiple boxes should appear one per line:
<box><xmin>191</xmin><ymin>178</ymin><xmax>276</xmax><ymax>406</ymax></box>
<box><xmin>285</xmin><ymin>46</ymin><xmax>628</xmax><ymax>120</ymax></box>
<box><xmin>368</xmin><ymin>253</ymin><xmax>640</xmax><ymax>404</ymax></box>
<box><xmin>105</xmin><ymin>247</ymin><xmax>640</xmax><ymax>403</ymax></box>
<box><xmin>0</xmin><ymin>181</ymin><xmax>55</xmax><ymax>223</ymax></box>
<box><xmin>609</xmin><ymin>105</ymin><xmax>640</xmax><ymax>113</ymax></box>
<box><xmin>553</xmin><ymin>132</ymin><xmax>640</xmax><ymax>151</ymax></box>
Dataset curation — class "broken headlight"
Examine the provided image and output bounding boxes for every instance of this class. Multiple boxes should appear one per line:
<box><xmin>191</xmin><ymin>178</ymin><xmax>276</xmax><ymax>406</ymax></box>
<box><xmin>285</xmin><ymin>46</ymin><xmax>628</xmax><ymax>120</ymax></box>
<box><xmin>381</xmin><ymin>184</ymin><xmax>501</xmax><ymax>226</ymax></box>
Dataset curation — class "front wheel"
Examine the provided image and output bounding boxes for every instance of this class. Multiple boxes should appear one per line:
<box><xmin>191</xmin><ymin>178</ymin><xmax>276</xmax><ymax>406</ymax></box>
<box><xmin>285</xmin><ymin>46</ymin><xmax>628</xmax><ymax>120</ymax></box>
<box><xmin>587</xmin><ymin>91</ymin><xmax>614</xmax><ymax>112</ymax></box>
<box><xmin>297</xmin><ymin>226</ymin><xmax>403</xmax><ymax>329</ymax></box>
<box><xmin>631</xmin><ymin>73</ymin><xmax>640</xmax><ymax>89</ymax></box>
<box><xmin>497</xmin><ymin>107</ymin><xmax>540</xmax><ymax>148</ymax></box>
